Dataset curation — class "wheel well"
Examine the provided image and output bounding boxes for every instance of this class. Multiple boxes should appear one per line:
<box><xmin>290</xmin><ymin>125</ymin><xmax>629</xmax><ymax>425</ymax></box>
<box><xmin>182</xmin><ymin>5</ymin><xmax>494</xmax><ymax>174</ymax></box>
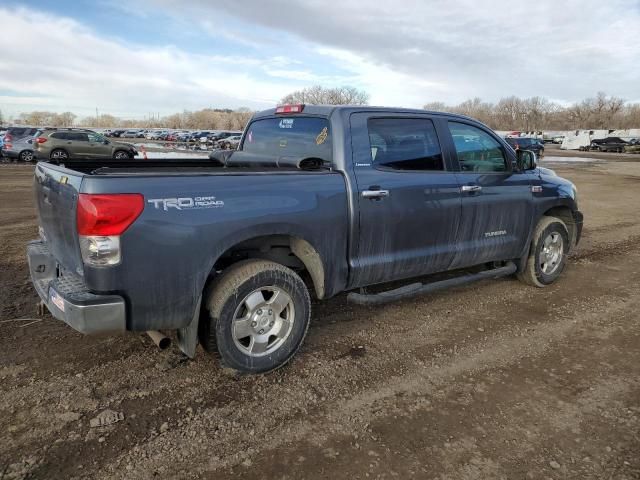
<box><xmin>213</xmin><ymin>235</ymin><xmax>326</xmax><ymax>299</ymax></box>
<box><xmin>543</xmin><ymin>206</ymin><xmax>577</xmax><ymax>249</ymax></box>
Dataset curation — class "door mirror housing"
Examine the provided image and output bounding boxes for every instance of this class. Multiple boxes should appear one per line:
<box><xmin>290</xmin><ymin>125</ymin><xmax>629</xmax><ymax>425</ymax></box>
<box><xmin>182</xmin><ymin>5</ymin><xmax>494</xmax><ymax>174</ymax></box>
<box><xmin>517</xmin><ymin>149</ymin><xmax>537</xmax><ymax>171</ymax></box>
<box><xmin>103</xmin><ymin>139</ymin><xmax>110</xmax><ymax>145</ymax></box>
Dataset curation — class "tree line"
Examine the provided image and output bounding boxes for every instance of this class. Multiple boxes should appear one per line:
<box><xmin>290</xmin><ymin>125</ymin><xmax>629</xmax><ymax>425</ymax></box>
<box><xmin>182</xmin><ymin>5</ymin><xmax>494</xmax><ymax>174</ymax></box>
<box><xmin>423</xmin><ymin>92</ymin><xmax>640</xmax><ymax>131</ymax></box>
<box><xmin>5</xmin><ymin>108</ymin><xmax>253</xmax><ymax>131</ymax></box>
<box><xmin>2</xmin><ymin>88</ymin><xmax>638</xmax><ymax>131</ymax></box>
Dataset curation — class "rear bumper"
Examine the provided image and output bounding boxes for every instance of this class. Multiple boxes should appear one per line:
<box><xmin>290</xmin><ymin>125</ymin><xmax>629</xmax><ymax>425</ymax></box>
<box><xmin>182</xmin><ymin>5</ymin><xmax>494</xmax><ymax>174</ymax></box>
<box><xmin>27</xmin><ymin>240</ymin><xmax>126</xmax><ymax>334</ymax></box>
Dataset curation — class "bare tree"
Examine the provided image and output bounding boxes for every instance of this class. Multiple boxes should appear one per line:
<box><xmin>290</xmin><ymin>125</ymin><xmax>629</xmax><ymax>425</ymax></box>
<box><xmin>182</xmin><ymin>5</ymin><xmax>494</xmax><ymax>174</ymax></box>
<box><xmin>281</xmin><ymin>85</ymin><xmax>370</xmax><ymax>105</ymax></box>
<box><xmin>422</xmin><ymin>93</ymin><xmax>638</xmax><ymax>130</ymax></box>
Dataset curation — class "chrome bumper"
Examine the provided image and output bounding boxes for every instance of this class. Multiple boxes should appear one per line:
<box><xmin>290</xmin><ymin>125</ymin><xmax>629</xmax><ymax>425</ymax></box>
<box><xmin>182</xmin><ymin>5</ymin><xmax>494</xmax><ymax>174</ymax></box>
<box><xmin>27</xmin><ymin>240</ymin><xmax>126</xmax><ymax>334</ymax></box>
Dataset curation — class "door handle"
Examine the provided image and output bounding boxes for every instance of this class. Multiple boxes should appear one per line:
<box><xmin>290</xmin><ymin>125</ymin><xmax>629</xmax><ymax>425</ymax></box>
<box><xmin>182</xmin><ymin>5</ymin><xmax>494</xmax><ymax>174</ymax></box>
<box><xmin>461</xmin><ymin>185</ymin><xmax>482</xmax><ymax>192</ymax></box>
<box><xmin>362</xmin><ymin>190</ymin><xmax>390</xmax><ymax>199</ymax></box>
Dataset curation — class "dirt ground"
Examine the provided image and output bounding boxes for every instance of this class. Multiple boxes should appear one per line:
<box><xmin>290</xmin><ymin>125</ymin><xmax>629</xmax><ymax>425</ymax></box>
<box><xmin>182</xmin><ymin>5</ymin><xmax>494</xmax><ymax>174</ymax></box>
<box><xmin>1</xmin><ymin>156</ymin><xmax>639</xmax><ymax>480</ymax></box>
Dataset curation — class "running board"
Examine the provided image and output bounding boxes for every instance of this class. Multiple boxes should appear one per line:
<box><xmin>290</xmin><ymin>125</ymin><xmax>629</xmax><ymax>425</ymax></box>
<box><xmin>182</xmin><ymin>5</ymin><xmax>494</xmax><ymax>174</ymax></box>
<box><xmin>347</xmin><ymin>262</ymin><xmax>517</xmax><ymax>306</ymax></box>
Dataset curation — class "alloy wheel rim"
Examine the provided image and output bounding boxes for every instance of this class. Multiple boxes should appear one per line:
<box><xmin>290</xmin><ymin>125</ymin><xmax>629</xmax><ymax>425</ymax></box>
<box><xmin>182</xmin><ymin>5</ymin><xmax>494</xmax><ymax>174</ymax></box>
<box><xmin>540</xmin><ymin>232</ymin><xmax>564</xmax><ymax>275</ymax></box>
<box><xmin>232</xmin><ymin>286</ymin><xmax>295</xmax><ymax>357</ymax></box>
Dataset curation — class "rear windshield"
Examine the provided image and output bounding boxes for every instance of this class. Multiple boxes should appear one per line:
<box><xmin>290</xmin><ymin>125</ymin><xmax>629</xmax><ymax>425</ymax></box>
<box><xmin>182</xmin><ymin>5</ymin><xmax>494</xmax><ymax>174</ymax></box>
<box><xmin>8</xmin><ymin>127</ymin><xmax>39</xmax><ymax>138</ymax></box>
<box><xmin>242</xmin><ymin>116</ymin><xmax>332</xmax><ymax>161</ymax></box>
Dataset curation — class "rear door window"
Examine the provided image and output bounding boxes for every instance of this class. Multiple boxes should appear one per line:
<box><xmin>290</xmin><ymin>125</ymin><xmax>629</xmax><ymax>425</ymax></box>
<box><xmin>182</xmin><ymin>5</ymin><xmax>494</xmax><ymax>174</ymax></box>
<box><xmin>8</xmin><ymin>127</ymin><xmax>38</xmax><ymax>138</ymax></box>
<box><xmin>242</xmin><ymin>116</ymin><xmax>332</xmax><ymax>161</ymax></box>
<box><xmin>68</xmin><ymin>132</ymin><xmax>89</xmax><ymax>142</ymax></box>
<box><xmin>366</xmin><ymin>117</ymin><xmax>444</xmax><ymax>171</ymax></box>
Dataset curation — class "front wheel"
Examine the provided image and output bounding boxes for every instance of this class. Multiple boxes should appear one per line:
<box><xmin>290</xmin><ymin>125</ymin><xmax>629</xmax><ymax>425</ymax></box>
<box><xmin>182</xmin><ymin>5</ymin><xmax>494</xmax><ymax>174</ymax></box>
<box><xmin>518</xmin><ymin>216</ymin><xmax>569</xmax><ymax>287</ymax></box>
<box><xmin>200</xmin><ymin>259</ymin><xmax>311</xmax><ymax>373</ymax></box>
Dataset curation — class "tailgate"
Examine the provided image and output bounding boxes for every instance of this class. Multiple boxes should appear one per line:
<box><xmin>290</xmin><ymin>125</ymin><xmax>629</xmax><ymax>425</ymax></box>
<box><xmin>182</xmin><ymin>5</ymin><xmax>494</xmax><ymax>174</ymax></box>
<box><xmin>34</xmin><ymin>163</ymin><xmax>84</xmax><ymax>275</ymax></box>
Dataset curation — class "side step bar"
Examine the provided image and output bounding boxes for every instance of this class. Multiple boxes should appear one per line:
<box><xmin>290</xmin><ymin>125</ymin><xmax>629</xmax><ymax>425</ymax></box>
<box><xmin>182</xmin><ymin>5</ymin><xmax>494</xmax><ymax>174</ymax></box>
<box><xmin>347</xmin><ymin>262</ymin><xmax>517</xmax><ymax>306</ymax></box>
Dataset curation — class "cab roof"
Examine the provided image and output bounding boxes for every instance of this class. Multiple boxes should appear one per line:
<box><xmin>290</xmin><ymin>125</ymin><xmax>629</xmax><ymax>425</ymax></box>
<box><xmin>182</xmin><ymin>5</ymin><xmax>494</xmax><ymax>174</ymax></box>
<box><xmin>253</xmin><ymin>105</ymin><xmax>478</xmax><ymax>124</ymax></box>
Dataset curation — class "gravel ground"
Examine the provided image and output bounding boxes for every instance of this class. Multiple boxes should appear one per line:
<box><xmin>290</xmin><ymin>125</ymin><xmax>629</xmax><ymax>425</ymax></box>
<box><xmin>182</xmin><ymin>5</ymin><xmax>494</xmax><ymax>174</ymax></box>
<box><xmin>1</xmin><ymin>157</ymin><xmax>639</xmax><ymax>480</ymax></box>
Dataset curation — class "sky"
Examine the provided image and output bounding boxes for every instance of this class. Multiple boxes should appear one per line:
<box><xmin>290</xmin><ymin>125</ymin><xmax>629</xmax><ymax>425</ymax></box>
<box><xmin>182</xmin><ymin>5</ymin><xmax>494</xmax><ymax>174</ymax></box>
<box><xmin>0</xmin><ymin>0</ymin><xmax>639</xmax><ymax>119</ymax></box>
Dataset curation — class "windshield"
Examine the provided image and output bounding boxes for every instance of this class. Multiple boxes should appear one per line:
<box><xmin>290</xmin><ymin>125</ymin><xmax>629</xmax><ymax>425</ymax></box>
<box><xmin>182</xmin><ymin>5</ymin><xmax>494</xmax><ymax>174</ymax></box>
<box><xmin>242</xmin><ymin>116</ymin><xmax>332</xmax><ymax>161</ymax></box>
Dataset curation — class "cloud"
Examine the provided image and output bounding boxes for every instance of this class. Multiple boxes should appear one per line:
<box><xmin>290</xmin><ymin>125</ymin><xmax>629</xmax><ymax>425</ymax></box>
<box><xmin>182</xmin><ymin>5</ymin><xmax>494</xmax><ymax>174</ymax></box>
<box><xmin>0</xmin><ymin>7</ymin><xmax>307</xmax><ymax>117</ymax></box>
<box><xmin>1</xmin><ymin>1</ymin><xmax>639</xmax><ymax>119</ymax></box>
<box><xmin>151</xmin><ymin>0</ymin><xmax>640</xmax><ymax>104</ymax></box>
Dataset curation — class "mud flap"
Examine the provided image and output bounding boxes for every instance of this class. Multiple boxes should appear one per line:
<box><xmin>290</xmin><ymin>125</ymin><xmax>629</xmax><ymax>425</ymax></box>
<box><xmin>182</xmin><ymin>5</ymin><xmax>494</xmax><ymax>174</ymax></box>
<box><xmin>177</xmin><ymin>297</ymin><xmax>201</xmax><ymax>359</ymax></box>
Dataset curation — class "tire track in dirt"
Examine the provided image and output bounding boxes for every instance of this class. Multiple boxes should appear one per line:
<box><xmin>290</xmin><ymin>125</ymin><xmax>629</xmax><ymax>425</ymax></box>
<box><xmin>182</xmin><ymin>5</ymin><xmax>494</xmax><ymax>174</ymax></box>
<box><xmin>94</xmin><ymin>252</ymin><xmax>640</xmax><ymax>479</ymax></box>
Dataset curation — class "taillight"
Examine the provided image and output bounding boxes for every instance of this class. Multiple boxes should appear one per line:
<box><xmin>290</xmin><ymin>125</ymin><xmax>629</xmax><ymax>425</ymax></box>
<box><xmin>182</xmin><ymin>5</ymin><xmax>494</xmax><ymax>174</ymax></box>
<box><xmin>4</xmin><ymin>133</ymin><xmax>12</xmax><ymax>142</ymax></box>
<box><xmin>36</xmin><ymin>137</ymin><xmax>47</xmax><ymax>144</ymax></box>
<box><xmin>275</xmin><ymin>104</ymin><xmax>304</xmax><ymax>114</ymax></box>
<box><xmin>3</xmin><ymin>143</ymin><xmax>12</xmax><ymax>150</ymax></box>
<box><xmin>77</xmin><ymin>194</ymin><xmax>144</xmax><ymax>266</ymax></box>
<box><xmin>77</xmin><ymin>194</ymin><xmax>144</xmax><ymax>236</ymax></box>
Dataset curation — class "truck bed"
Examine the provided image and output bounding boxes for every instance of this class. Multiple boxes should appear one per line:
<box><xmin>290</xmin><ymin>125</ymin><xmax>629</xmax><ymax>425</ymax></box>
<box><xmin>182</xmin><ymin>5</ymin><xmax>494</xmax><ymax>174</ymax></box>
<box><xmin>49</xmin><ymin>158</ymin><xmax>331</xmax><ymax>176</ymax></box>
<box><xmin>32</xmin><ymin>160</ymin><xmax>349</xmax><ymax>332</ymax></box>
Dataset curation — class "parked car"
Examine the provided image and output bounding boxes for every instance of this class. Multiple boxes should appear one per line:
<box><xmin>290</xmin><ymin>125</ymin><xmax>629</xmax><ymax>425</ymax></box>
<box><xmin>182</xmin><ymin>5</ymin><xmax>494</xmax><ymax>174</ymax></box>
<box><xmin>505</xmin><ymin>137</ymin><xmax>544</xmax><ymax>157</ymax></box>
<box><xmin>552</xmin><ymin>135</ymin><xmax>565</xmax><ymax>144</ymax></box>
<box><xmin>218</xmin><ymin>135</ymin><xmax>242</xmax><ymax>149</ymax></box>
<box><xmin>34</xmin><ymin>129</ymin><xmax>138</xmax><ymax>160</ymax></box>
<box><xmin>1</xmin><ymin>126</ymin><xmax>39</xmax><ymax>161</ymax></box>
<box><xmin>27</xmin><ymin>105</ymin><xmax>582</xmax><ymax>374</ymax></box>
<box><xmin>121</xmin><ymin>130</ymin><xmax>141</xmax><ymax>139</ymax></box>
<box><xmin>109</xmin><ymin>129</ymin><xmax>126</xmax><ymax>138</ymax></box>
<box><xmin>590</xmin><ymin>137</ymin><xmax>629</xmax><ymax>153</ymax></box>
<box><xmin>209</xmin><ymin>131</ymin><xmax>242</xmax><ymax>144</ymax></box>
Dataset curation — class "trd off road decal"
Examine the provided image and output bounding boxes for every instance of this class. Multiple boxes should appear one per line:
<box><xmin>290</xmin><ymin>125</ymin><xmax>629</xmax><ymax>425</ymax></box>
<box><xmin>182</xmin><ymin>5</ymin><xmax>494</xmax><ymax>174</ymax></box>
<box><xmin>147</xmin><ymin>196</ymin><xmax>224</xmax><ymax>211</ymax></box>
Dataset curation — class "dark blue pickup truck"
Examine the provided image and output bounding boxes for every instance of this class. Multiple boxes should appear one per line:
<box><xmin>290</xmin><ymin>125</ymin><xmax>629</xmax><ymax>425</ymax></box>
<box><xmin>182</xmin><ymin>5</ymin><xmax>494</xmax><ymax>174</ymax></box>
<box><xmin>28</xmin><ymin>105</ymin><xmax>583</xmax><ymax>373</ymax></box>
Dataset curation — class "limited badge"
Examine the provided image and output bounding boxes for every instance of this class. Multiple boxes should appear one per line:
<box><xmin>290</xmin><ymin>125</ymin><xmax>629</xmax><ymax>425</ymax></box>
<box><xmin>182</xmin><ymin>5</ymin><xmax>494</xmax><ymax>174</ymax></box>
<box><xmin>316</xmin><ymin>127</ymin><xmax>328</xmax><ymax>145</ymax></box>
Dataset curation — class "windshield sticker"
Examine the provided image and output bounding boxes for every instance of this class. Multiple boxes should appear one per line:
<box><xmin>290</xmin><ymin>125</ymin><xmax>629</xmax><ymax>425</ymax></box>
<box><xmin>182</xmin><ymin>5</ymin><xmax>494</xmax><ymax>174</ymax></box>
<box><xmin>247</xmin><ymin>131</ymin><xmax>253</xmax><ymax>142</ymax></box>
<box><xmin>316</xmin><ymin>127</ymin><xmax>328</xmax><ymax>145</ymax></box>
<box><xmin>279</xmin><ymin>118</ymin><xmax>294</xmax><ymax>129</ymax></box>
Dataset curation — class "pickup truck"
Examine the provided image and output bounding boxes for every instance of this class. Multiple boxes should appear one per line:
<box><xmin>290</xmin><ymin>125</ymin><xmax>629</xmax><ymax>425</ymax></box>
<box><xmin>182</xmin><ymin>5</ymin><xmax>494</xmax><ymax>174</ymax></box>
<box><xmin>28</xmin><ymin>105</ymin><xmax>583</xmax><ymax>373</ymax></box>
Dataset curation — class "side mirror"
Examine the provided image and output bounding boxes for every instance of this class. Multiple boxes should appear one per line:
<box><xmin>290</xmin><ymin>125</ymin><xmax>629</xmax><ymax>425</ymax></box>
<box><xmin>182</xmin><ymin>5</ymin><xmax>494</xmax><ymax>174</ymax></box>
<box><xmin>103</xmin><ymin>140</ymin><xmax>110</xmax><ymax>145</ymax></box>
<box><xmin>517</xmin><ymin>149</ymin><xmax>537</xmax><ymax>171</ymax></box>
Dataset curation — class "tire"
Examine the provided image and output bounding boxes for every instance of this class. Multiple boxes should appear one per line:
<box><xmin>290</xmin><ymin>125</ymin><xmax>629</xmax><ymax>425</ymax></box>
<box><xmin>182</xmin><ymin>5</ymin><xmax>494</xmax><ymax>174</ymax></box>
<box><xmin>19</xmin><ymin>150</ymin><xmax>34</xmax><ymax>162</ymax></box>
<box><xmin>200</xmin><ymin>259</ymin><xmax>311</xmax><ymax>373</ymax></box>
<box><xmin>50</xmin><ymin>149</ymin><xmax>69</xmax><ymax>161</ymax></box>
<box><xmin>517</xmin><ymin>216</ymin><xmax>569</xmax><ymax>287</ymax></box>
<box><xmin>113</xmin><ymin>150</ymin><xmax>131</xmax><ymax>160</ymax></box>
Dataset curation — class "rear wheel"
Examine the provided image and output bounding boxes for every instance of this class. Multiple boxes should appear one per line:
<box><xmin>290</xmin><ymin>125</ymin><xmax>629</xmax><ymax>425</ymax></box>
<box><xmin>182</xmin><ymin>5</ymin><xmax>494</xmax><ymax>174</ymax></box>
<box><xmin>50</xmin><ymin>149</ymin><xmax>68</xmax><ymax>161</ymax></box>
<box><xmin>200</xmin><ymin>259</ymin><xmax>311</xmax><ymax>373</ymax></box>
<box><xmin>19</xmin><ymin>150</ymin><xmax>34</xmax><ymax>162</ymax></box>
<box><xmin>518</xmin><ymin>216</ymin><xmax>569</xmax><ymax>287</ymax></box>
